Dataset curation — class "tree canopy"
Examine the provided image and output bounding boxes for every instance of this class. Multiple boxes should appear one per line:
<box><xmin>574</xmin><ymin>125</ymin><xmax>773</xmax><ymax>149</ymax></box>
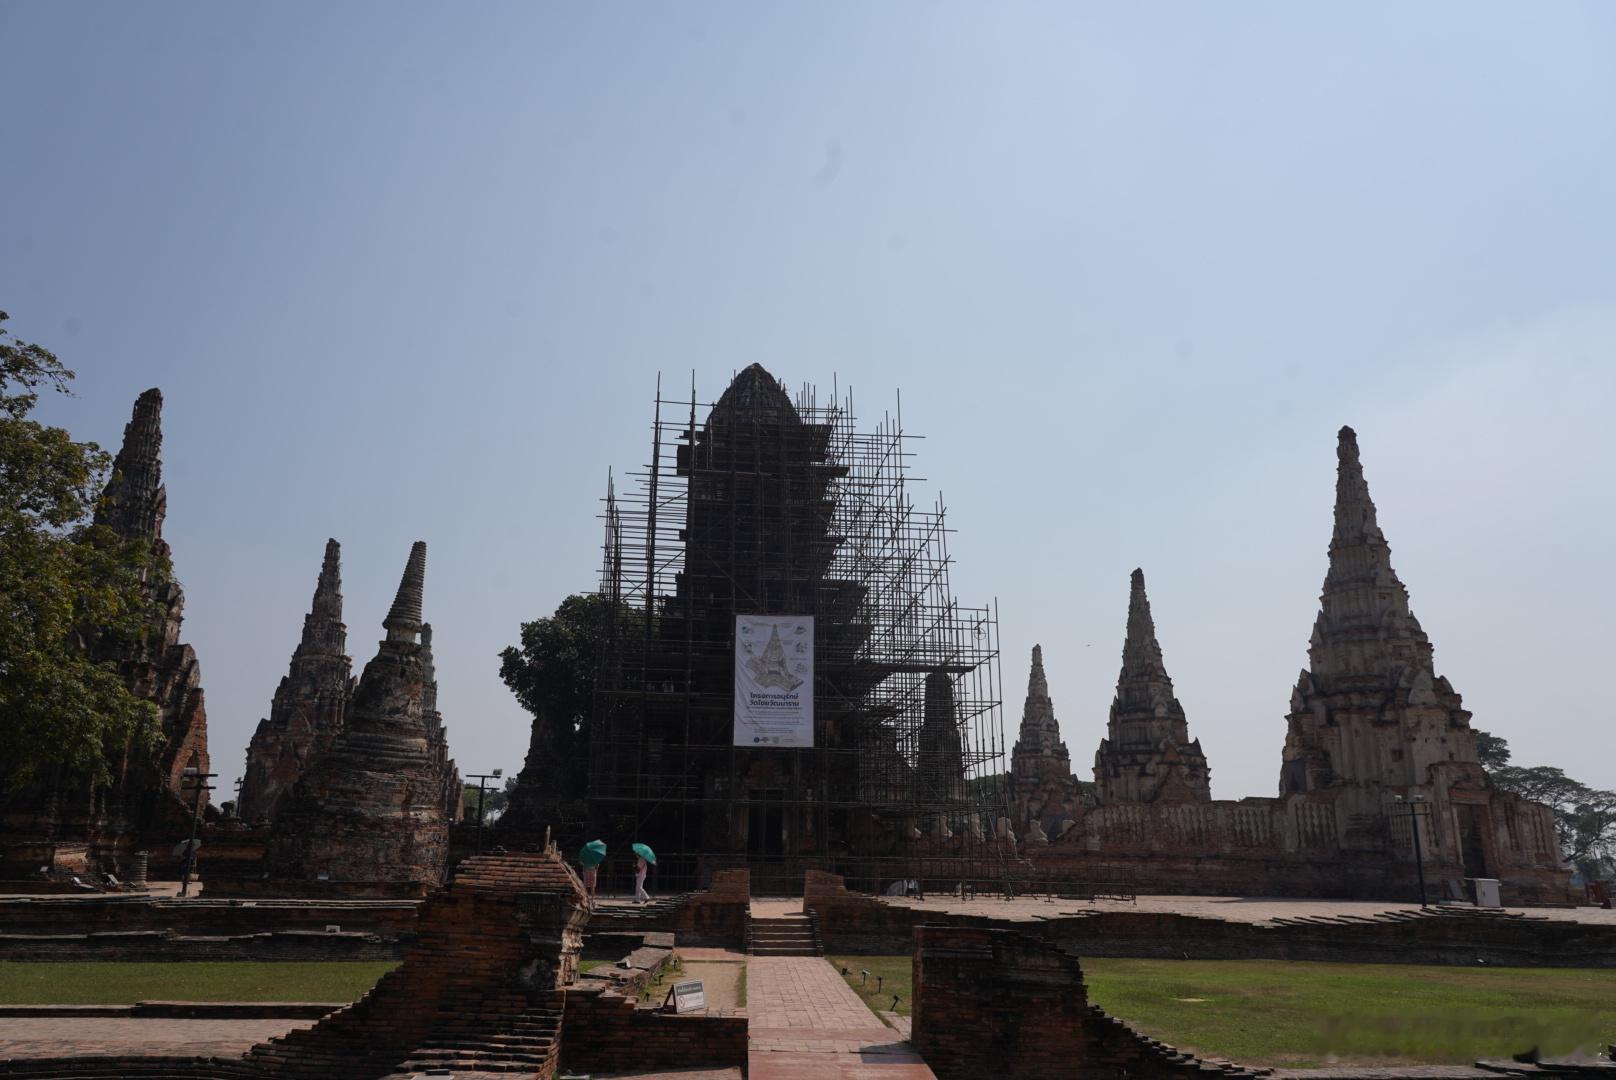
<box><xmin>499</xmin><ymin>592</ymin><xmax>640</xmax><ymax>803</ymax></box>
<box><xmin>0</xmin><ymin>311</ymin><xmax>162</xmax><ymax>790</ymax></box>
<box><xmin>1475</xmin><ymin>727</ymin><xmax>1616</xmax><ymax>878</ymax></box>
<box><xmin>1474</xmin><ymin>729</ymin><xmax>1510</xmax><ymax>771</ymax></box>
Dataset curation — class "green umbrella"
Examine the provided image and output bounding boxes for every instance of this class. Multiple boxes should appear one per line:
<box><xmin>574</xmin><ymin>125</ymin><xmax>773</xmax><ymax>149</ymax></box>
<box><xmin>579</xmin><ymin>840</ymin><xmax>608</xmax><ymax>868</ymax></box>
<box><xmin>632</xmin><ymin>842</ymin><xmax>656</xmax><ymax>865</ymax></box>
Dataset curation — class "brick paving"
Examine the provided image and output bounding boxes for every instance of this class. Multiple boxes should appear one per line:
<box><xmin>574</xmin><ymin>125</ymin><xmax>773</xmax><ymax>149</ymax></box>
<box><xmin>0</xmin><ymin>1016</ymin><xmax>304</xmax><ymax>1058</ymax></box>
<box><xmin>746</xmin><ymin>956</ymin><xmax>935</xmax><ymax>1079</ymax></box>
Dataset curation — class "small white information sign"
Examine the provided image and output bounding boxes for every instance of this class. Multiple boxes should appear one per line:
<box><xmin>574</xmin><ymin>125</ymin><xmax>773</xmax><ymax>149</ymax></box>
<box><xmin>670</xmin><ymin>979</ymin><xmax>706</xmax><ymax>1014</ymax></box>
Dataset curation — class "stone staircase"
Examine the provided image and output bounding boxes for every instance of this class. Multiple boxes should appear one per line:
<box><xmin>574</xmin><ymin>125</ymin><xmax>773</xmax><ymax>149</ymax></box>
<box><xmin>391</xmin><ymin>989</ymin><xmax>564</xmax><ymax>1076</ymax></box>
<box><xmin>747</xmin><ymin>912</ymin><xmax>822</xmax><ymax>956</ymax></box>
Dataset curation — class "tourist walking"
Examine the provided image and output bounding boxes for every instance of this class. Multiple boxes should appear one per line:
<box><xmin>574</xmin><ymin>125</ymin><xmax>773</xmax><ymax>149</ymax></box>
<box><xmin>631</xmin><ymin>842</ymin><xmax>656</xmax><ymax>903</ymax></box>
<box><xmin>578</xmin><ymin>840</ymin><xmax>606</xmax><ymax>911</ymax></box>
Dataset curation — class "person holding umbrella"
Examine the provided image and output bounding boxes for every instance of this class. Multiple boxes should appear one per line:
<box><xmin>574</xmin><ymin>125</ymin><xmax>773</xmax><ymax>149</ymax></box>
<box><xmin>578</xmin><ymin>841</ymin><xmax>606</xmax><ymax>910</ymax></box>
<box><xmin>632</xmin><ymin>842</ymin><xmax>655</xmax><ymax>903</ymax></box>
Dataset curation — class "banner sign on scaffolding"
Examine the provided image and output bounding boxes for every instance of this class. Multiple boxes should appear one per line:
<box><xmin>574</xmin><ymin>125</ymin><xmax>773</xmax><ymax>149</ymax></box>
<box><xmin>734</xmin><ymin>615</ymin><xmax>814</xmax><ymax>747</ymax></box>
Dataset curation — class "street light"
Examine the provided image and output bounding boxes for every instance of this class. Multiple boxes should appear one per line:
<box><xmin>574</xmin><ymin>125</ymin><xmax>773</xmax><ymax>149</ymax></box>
<box><xmin>1394</xmin><ymin>794</ymin><xmax>1431</xmax><ymax>909</ymax></box>
<box><xmin>467</xmin><ymin>769</ymin><xmax>503</xmax><ymax>854</ymax></box>
<box><xmin>179</xmin><ymin>767</ymin><xmax>216</xmax><ymax>898</ymax></box>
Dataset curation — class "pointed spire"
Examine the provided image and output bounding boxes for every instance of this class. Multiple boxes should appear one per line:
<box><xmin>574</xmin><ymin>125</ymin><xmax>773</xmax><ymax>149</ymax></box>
<box><xmin>1331</xmin><ymin>425</ymin><xmax>1385</xmax><ymax>548</ymax></box>
<box><xmin>297</xmin><ymin>538</ymin><xmax>346</xmax><ymax>655</ymax></box>
<box><xmin>383</xmin><ymin>541</ymin><xmax>427</xmax><ymax>643</ymax></box>
<box><xmin>1110</xmin><ymin>570</ymin><xmax>1188</xmax><ymax>743</ymax></box>
<box><xmin>1027</xmin><ymin>643</ymin><xmax>1049</xmax><ymax>701</ymax></box>
<box><xmin>1097</xmin><ymin>568</ymin><xmax>1210</xmax><ymax>803</ymax></box>
<box><xmin>1307</xmin><ymin>425</ymin><xmax>1425</xmax><ymax>679</ymax></box>
<box><xmin>1011</xmin><ymin>643</ymin><xmax>1069</xmax><ymax>777</ymax></box>
<box><xmin>711</xmin><ymin>363</ymin><xmax>799</xmax><ymax>425</ymax></box>
<box><xmin>96</xmin><ymin>388</ymin><xmax>167</xmax><ymax>541</ymax></box>
<box><xmin>1121</xmin><ymin>568</ymin><xmax>1168</xmax><ymax>680</ymax></box>
<box><xmin>311</xmin><ymin>538</ymin><xmax>342</xmax><ymax>619</ymax></box>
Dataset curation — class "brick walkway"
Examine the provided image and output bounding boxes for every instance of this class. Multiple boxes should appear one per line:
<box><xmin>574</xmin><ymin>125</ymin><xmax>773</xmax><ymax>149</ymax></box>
<box><xmin>746</xmin><ymin>956</ymin><xmax>935</xmax><ymax>1079</ymax></box>
<box><xmin>0</xmin><ymin>1016</ymin><xmax>302</xmax><ymax>1058</ymax></box>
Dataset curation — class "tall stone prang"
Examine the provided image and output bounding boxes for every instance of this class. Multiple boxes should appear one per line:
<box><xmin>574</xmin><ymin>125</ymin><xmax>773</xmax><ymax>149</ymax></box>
<box><xmin>89</xmin><ymin>388</ymin><xmax>211</xmax><ymax>845</ymax></box>
<box><xmin>1280</xmin><ymin>428</ymin><xmax>1477</xmax><ymax>796</ymax></box>
<box><xmin>1011</xmin><ymin>645</ymin><xmax>1069</xmax><ymax>779</ymax></box>
<box><xmin>1009</xmin><ymin>645</ymin><xmax>1082</xmax><ymax>834</ymax></box>
<box><xmin>1093</xmin><ymin>569</ymin><xmax>1210</xmax><ymax>804</ymax></box>
<box><xmin>237</xmin><ymin>539</ymin><xmax>353</xmax><ymax>825</ymax></box>
<box><xmin>262</xmin><ymin>541</ymin><xmax>453</xmax><ymax>895</ymax></box>
<box><xmin>1278</xmin><ymin>426</ymin><xmax>1559</xmax><ymax>883</ymax></box>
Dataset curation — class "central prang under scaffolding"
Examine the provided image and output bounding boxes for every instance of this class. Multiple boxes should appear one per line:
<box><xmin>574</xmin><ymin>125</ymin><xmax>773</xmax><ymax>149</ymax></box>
<box><xmin>588</xmin><ymin>364</ymin><xmax>1011</xmax><ymax>891</ymax></box>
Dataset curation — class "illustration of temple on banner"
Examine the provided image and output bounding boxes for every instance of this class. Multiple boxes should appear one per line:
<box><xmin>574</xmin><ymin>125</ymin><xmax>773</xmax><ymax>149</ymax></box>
<box><xmin>735</xmin><ymin>616</ymin><xmax>815</xmax><ymax>747</ymax></box>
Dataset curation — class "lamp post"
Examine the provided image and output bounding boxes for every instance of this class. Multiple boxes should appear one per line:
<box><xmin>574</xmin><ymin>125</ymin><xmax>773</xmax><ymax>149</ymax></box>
<box><xmin>467</xmin><ymin>769</ymin><xmax>503</xmax><ymax>854</ymax></box>
<box><xmin>1394</xmin><ymin>794</ymin><xmax>1431</xmax><ymax>909</ymax></box>
<box><xmin>179</xmin><ymin>767</ymin><xmax>216</xmax><ymax>898</ymax></box>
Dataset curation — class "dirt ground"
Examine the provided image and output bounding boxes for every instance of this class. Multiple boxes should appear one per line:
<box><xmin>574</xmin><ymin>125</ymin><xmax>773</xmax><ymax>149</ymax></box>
<box><xmin>675</xmin><ymin>957</ymin><xmax>746</xmax><ymax>1012</ymax></box>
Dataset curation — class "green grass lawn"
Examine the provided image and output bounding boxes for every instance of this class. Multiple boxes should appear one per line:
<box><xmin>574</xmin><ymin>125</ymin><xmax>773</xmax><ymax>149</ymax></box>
<box><xmin>829</xmin><ymin>955</ymin><xmax>912</xmax><ymax>1020</ymax></box>
<box><xmin>0</xmin><ymin>961</ymin><xmax>397</xmax><ymax>1005</ymax></box>
<box><xmin>1085</xmin><ymin>958</ymin><xmax>1615</xmax><ymax>1068</ymax></box>
<box><xmin>830</xmin><ymin>955</ymin><xmax>1616</xmax><ymax>1066</ymax></box>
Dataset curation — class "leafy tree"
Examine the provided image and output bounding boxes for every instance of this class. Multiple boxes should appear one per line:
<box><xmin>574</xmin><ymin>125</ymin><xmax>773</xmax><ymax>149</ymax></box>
<box><xmin>0</xmin><ymin>312</ymin><xmax>162</xmax><ymax>791</ymax></box>
<box><xmin>1475</xmin><ymin>729</ymin><xmax>1615</xmax><ymax>876</ymax></box>
<box><xmin>1489</xmin><ymin>763</ymin><xmax>1616</xmax><ymax>877</ymax></box>
<box><xmin>1474</xmin><ymin>729</ymin><xmax>1511</xmax><ymax>771</ymax></box>
<box><xmin>498</xmin><ymin>593</ymin><xmax>638</xmax><ymax>803</ymax></box>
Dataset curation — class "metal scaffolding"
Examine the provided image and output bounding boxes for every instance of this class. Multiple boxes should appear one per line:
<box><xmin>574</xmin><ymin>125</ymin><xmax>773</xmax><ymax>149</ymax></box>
<box><xmin>587</xmin><ymin>367</ymin><xmax>1011</xmax><ymax>893</ymax></box>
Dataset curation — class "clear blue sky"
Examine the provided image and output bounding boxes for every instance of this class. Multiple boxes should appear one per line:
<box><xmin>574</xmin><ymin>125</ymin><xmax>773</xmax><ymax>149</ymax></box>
<box><xmin>3</xmin><ymin>3</ymin><xmax>1612</xmax><ymax>801</ymax></box>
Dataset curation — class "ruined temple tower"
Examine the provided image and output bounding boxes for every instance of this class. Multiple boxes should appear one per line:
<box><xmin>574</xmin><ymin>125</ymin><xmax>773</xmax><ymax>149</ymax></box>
<box><xmin>237</xmin><ymin>539</ymin><xmax>353</xmax><ymax>824</ymax></box>
<box><xmin>918</xmin><ymin>671</ymin><xmax>966</xmax><ymax>807</ymax></box>
<box><xmin>1009</xmin><ymin>646</ymin><xmax>1081</xmax><ymax>834</ymax></box>
<box><xmin>573</xmin><ymin>363</ymin><xmax>1005</xmax><ymax>881</ymax></box>
<box><xmin>1279</xmin><ymin>427</ymin><xmax>1559</xmax><ymax>883</ymax></box>
<box><xmin>90</xmin><ymin>388</ymin><xmax>211</xmax><ymax>845</ymax></box>
<box><xmin>1093</xmin><ymin>569</ymin><xmax>1210</xmax><ymax>804</ymax></box>
<box><xmin>263</xmin><ymin>542</ymin><xmax>453</xmax><ymax>895</ymax></box>
<box><xmin>1280</xmin><ymin>428</ymin><xmax>1476</xmax><ymax>794</ymax></box>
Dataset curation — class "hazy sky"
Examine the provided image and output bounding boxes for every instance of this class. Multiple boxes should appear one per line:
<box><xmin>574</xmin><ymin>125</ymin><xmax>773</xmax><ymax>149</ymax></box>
<box><xmin>3</xmin><ymin>3</ymin><xmax>1612</xmax><ymax>803</ymax></box>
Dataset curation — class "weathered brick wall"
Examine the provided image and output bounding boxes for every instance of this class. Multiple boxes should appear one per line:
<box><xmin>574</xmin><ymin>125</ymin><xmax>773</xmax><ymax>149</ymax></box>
<box><xmin>0</xmin><ymin>895</ymin><xmax>419</xmax><ymax>937</ymax></box>
<box><xmin>804</xmin><ymin>871</ymin><xmax>1616</xmax><ymax>967</ymax></box>
<box><xmin>671</xmin><ymin>867</ymin><xmax>749</xmax><ymax>945</ymax></box>
<box><xmin>586</xmin><ymin>867</ymin><xmax>751</xmax><ymax>946</ymax></box>
<box><xmin>560</xmin><ymin>985</ymin><xmax>747</xmax><ymax>1073</ymax></box>
<box><xmin>240</xmin><ymin>849</ymin><xmax>587</xmax><ymax>1079</ymax></box>
<box><xmin>913</xmin><ymin>924</ymin><xmax>1259</xmax><ymax>1080</ymax></box>
<box><xmin>1020</xmin><ymin>842</ymin><xmax>1577</xmax><ymax>906</ymax></box>
<box><xmin>806</xmin><ymin>869</ymin><xmax>932</xmax><ymax>952</ymax></box>
<box><xmin>1034</xmin><ymin>908</ymin><xmax>1616</xmax><ymax>968</ymax></box>
<box><xmin>0</xmin><ymin>929</ymin><xmax>400</xmax><ymax>962</ymax></box>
